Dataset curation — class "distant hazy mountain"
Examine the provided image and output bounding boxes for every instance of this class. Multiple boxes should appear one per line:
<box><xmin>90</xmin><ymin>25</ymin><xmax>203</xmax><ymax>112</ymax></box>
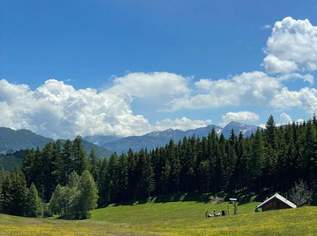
<box><xmin>78</xmin><ymin>140</ymin><xmax>113</xmax><ymax>158</ymax></box>
<box><xmin>85</xmin><ymin>125</ymin><xmax>222</xmax><ymax>153</ymax></box>
<box><xmin>0</xmin><ymin>122</ymin><xmax>259</xmax><ymax>159</ymax></box>
<box><xmin>0</xmin><ymin>127</ymin><xmax>112</xmax><ymax>158</ymax></box>
<box><xmin>84</xmin><ymin>122</ymin><xmax>259</xmax><ymax>154</ymax></box>
<box><xmin>221</xmin><ymin>121</ymin><xmax>259</xmax><ymax>138</ymax></box>
<box><xmin>0</xmin><ymin>127</ymin><xmax>53</xmax><ymax>153</ymax></box>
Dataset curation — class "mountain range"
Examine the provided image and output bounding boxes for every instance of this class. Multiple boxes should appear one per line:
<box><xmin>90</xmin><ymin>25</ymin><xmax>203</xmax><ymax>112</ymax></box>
<box><xmin>84</xmin><ymin>121</ymin><xmax>259</xmax><ymax>154</ymax></box>
<box><xmin>0</xmin><ymin>121</ymin><xmax>259</xmax><ymax>158</ymax></box>
<box><xmin>0</xmin><ymin>127</ymin><xmax>112</xmax><ymax>158</ymax></box>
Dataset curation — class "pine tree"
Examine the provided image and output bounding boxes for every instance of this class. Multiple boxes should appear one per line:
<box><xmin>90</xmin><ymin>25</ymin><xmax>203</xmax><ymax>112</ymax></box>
<box><xmin>197</xmin><ymin>160</ymin><xmax>210</xmax><ymax>193</ymax></box>
<box><xmin>126</xmin><ymin>149</ymin><xmax>137</xmax><ymax>201</ymax></box>
<box><xmin>62</xmin><ymin>140</ymin><xmax>74</xmax><ymax>184</ymax></box>
<box><xmin>26</xmin><ymin>183</ymin><xmax>42</xmax><ymax>217</ymax></box>
<box><xmin>160</xmin><ymin>155</ymin><xmax>171</xmax><ymax>194</ymax></box>
<box><xmin>96</xmin><ymin>158</ymin><xmax>108</xmax><ymax>206</ymax></box>
<box><xmin>88</xmin><ymin>149</ymin><xmax>98</xmax><ymax>180</ymax></box>
<box><xmin>107</xmin><ymin>153</ymin><xmax>119</xmax><ymax>202</ymax></box>
<box><xmin>167</xmin><ymin>140</ymin><xmax>180</xmax><ymax>193</ymax></box>
<box><xmin>40</xmin><ymin>143</ymin><xmax>55</xmax><ymax>201</ymax></box>
<box><xmin>249</xmin><ymin>129</ymin><xmax>264</xmax><ymax>191</ymax></box>
<box><xmin>136</xmin><ymin>150</ymin><xmax>154</xmax><ymax>199</ymax></box>
<box><xmin>74</xmin><ymin>170</ymin><xmax>98</xmax><ymax>219</ymax></box>
<box><xmin>266</xmin><ymin>115</ymin><xmax>277</xmax><ymax>149</ymax></box>
<box><xmin>51</xmin><ymin>141</ymin><xmax>64</xmax><ymax>187</ymax></box>
<box><xmin>303</xmin><ymin>122</ymin><xmax>317</xmax><ymax>187</ymax></box>
<box><xmin>72</xmin><ymin>136</ymin><xmax>88</xmax><ymax>175</ymax></box>
<box><xmin>1</xmin><ymin>171</ymin><xmax>29</xmax><ymax>216</ymax></box>
<box><xmin>117</xmin><ymin>155</ymin><xmax>128</xmax><ymax>202</ymax></box>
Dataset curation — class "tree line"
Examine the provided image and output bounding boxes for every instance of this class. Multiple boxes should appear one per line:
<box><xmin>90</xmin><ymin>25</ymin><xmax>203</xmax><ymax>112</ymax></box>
<box><xmin>95</xmin><ymin>115</ymin><xmax>317</xmax><ymax>205</ymax></box>
<box><xmin>0</xmin><ymin>138</ymin><xmax>98</xmax><ymax>219</ymax></box>
<box><xmin>1</xmin><ymin>115</ymin><xmax>317</xmax><ymax>218</ymax></box>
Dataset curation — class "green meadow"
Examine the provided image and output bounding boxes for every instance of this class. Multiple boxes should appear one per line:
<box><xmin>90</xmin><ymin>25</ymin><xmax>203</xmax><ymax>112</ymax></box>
<box><xmin>0</xmin><ymin>201</ymin><xmax>317</xmax><ymax>236</ymax></box>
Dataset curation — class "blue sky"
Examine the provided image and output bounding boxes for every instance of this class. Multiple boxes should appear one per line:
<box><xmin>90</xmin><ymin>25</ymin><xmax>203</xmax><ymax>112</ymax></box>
<box><xmin>1</xmin><ymin>0</ymin><xmax>317</xmax><ymax>138</ymax></box>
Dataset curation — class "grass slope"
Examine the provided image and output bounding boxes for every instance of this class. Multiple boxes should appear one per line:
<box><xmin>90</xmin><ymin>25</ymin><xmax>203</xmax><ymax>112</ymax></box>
<box><xmin>0</xmin><ymin>201</ymin><xmax>317</xmax><ymax>235</ymax></box>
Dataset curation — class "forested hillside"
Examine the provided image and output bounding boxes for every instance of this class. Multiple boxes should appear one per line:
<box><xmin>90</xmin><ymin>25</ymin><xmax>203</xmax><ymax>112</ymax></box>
<box><xmin>1</xmin><ymin>115</ymin><xmax>317</xmax><ymax>219</ymax></box>
<box><xmin>93</xmin><ymin>115</ymin><xmax>317</xmax><ymax>205</ymax></box>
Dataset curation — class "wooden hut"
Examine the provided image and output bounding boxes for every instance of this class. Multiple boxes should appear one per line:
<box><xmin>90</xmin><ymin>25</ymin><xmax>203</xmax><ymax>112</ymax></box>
<box><xmin>255</xmin><ymin>193</ymin><xmax>297</xmax><ymax>212</ymax></box>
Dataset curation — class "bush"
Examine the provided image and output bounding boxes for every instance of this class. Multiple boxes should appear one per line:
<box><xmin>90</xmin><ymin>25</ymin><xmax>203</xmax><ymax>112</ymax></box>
<box><xmin>289</xmin><ymin>180</ymin><xmax>312</xmax><ymax>206</ymax></box>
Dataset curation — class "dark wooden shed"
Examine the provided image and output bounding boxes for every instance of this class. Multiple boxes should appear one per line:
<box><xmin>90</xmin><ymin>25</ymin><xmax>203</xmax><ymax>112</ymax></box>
<box><xmin>255</xmin><ymin>193</ymin><xmax>297</xmax><ymax>212</ymax></box>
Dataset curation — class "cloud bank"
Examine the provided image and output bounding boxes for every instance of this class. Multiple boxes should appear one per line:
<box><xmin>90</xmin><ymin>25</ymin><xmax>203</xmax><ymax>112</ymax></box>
<box><xmin>0</xmin><ymin>74</ymin><xmax>201</xmax><ymax>138</ymax></box>
<box><xmin>1</xmin><ymin>17</ymin><xmax>317</xmax><ymax>138</ymax></box>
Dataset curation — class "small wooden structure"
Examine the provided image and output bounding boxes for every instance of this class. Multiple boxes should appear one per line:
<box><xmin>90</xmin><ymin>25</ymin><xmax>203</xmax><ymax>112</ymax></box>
<box><xmin>229</xmin><ymin>198</ymin><xmax>238</xmax><ymax>215</ymax></box>
<box><xmin>255</xmin><ymin>193</ymin><xmax>297</xmax><ymax>212</ymax></box>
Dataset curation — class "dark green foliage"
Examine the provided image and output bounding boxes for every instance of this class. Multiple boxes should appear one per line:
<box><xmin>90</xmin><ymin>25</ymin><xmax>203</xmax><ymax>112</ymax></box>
<box><xmin>0</xmin><ymin>171</ymin><xmax>43</xmax><ymax>216</ymax></box>
<box><xmin>3</xmin><ymin>115</ymin><xmax>317</xmax><ymax>218</ymax></box>
<box><xmin>95</xmin><ymin>116</ymin><xmax>317</xmax><ymax>205</ymax></box>
<box><xmin>49</xmin><ymin>171</ymin><xmax>98</xmax><ymax>219</ymax></box>
<box><xmin>72</xmin><ymin>137</ymin><xmax>88</xmax><ymax>175</ymax></box>
<box><xmin>0</xmin><ymin>171</ymin><xmax>29</xmax><ymax>216</ymax></box>
<box><xmin>289</xmin><ymin>180</ymin><xmax>312</xmax><ymax>206</ymax></box>
<box><xmin>22</xmin><ymin>137</ymin><xmax>90</xmax><ymax>201</ymax></box>
<box><xmin>0</xmin><ymin>150</ymin><xmax>26</xmax><ymax>171</ymax></box>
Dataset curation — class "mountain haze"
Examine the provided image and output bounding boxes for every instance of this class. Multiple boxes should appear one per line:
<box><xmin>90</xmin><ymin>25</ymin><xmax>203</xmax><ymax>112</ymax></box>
<box><xmin>0</xmin><ymin>127</ymin><xmax>112</xmax><ymax>158</ymax></box>
<box><xmin>85</xmin><ymin>122</ymin><xmax>259</xmax><ymax>153</ymax></box>
<box><xmin>0</xmin><ymin>127</ymin><xmax>53</xmax><ymax>153</ymax></box>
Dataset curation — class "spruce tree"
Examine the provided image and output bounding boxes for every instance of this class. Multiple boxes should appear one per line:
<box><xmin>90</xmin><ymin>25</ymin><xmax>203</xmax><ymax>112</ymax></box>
<box><xmin>167</xmin><ymin>140</ymin><xmax>180</xmax><ymax>193</ymax></box>
<box><xmin>75</xmin><ymin>170</ymin><xmax>98</xmax><ymax>219</ymax></box>
<box><xmin>26</xmin><ymin>183</ymin><xmax>42</xmax><ymax>217</ymax></box>
<box><xmin>136</xmin><ymin>150</ymin><xmax>154</xmax><ymax>199</ymax></box>
<box><xmin>1</xmin><ymin>171</ymin><xmax>29</xmax><ymax>216</ymax></box>
<box><xmin>72</xmin><ymin>136</ymin><xmax>88</xmax><ymax>175</ymax></box>
<box><xmin>88</xmin><ymin>149</ymin><xmax>98</xmax><ymax>180</ymax></box>
<box><xmin>249</xmin><ymin>129</ymin><xmax>264</xmax><ymax>191</ymax></box>
<box><xmin>62</xmin><ymin>140</ymin><xmax>74</xmax><ymax>184</ymax></box>
<box><xmin>117</xmin><ymin>155</ymin><xmax>128</xmax><ymax>202</ymax></box>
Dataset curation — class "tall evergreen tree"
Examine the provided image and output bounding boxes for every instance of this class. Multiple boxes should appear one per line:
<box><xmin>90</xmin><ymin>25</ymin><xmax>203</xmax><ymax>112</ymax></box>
<box><xmin>0</xmin><ymin>171</ymin><xmax>29</xmax><ymax>216</ymax></box>
<box><xmin>75</xmin><ymin>170</ymin><xmax>98</xmax><ymax>219</ymax></box>
<box><xmin>249</xmin><ymin>129</ymin><xmax>264</xmax><ymax>191</ymax></box>
<box><xmin>136</xmin><ymin>150</ymin><xmax>154</xmax><ymax>199</ymax></box>
<box><xmin>26</xmin><ymin>183</ymin><xmax>42</xmax><ymax>217</ymax></box>
<box><xmin>88</xmin><ymin>149</ymin><xmax>98</xmax><ymax>180</ymax></box>
<box><xmin>72</xmin><ymin>136</ymin><xmax>88</xmax><ymax>175</ymax></box>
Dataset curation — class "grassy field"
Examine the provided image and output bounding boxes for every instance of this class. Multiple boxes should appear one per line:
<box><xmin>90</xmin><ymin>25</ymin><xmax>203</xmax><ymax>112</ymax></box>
<box><xmin>0</xmin><ymin>201</ymin><xmax>317</xmax><ymax>235</ymax></box>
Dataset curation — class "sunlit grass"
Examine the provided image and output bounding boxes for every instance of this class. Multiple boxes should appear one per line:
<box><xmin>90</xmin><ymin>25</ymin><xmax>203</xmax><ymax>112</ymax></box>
<box><xmin>0</xmin><ymin>201</ymin><xmax>317</xmax><ymax>235</ymax></box>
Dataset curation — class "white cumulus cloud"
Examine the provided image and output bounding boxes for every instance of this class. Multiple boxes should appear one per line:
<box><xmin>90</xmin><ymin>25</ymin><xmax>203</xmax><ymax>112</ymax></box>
<box><xmin>264</xmin><ymin>17</ymin><xmax>317</xmax><ymax>73</ymax></box>
<box><xmin>0</xmin><ymin>72</ymin><xmax>193</xmax><ymax>139</ymax></box>
<box><xmin>154</xmin><ymin>117</ymin><xmax>212</xmax><ymax>131</ymax></box>
<box><xmin>271</xmin><ymin>87</ymin><xmax>317</xmax><ymax>114</ymax></box>
<box><xmin>221</xmin><ymin>111</ymin><xmax>260</xmax><ymax>126</ymax></box>
<box><xmin>0</xmin><ymin>79</ymin><xmax>154</xmax><ymax>138</ymax></box>
<box><xmin>168</xmin><ymin>71</ymin><xmax>281</xmax><ymax>110</ymax></box>
<box><xmin>109</xmin><ymin>72</ymin><xmax>190</xmax><ymax>103</ymax></box>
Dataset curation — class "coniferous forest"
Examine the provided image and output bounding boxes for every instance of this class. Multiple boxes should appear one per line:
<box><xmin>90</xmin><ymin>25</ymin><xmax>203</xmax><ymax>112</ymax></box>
<box><xmin>1</xmin><ymin>115</ymin><xmax>317</xmax><ymax>219</ymax></box>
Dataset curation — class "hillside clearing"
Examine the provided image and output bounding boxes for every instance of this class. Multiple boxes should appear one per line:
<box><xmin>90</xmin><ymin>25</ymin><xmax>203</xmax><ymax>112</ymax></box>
<box><xmin>0</xmin><ymin>201</ymin><xmax>317</xmax><ymax>235</ymax></box>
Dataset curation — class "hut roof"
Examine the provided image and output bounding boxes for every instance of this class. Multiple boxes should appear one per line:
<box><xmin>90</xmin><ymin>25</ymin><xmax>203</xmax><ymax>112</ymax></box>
<box><xmin>255</xmin><ymin>193</ymin><xmax>297</xmax><ymax>209</ymax></box>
